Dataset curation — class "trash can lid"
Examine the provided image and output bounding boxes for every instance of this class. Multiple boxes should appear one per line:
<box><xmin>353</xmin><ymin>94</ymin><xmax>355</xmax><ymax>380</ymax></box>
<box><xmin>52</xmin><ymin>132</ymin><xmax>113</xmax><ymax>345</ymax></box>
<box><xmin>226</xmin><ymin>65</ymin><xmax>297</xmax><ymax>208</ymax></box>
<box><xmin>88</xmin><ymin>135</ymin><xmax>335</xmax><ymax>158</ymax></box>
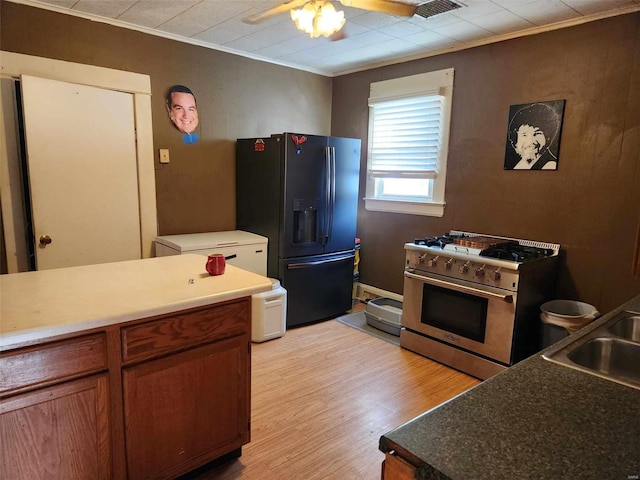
<box><xmin>540</xmin><ymin>300</ymin><xmax>599</xmax><ymax>319</ymax></box>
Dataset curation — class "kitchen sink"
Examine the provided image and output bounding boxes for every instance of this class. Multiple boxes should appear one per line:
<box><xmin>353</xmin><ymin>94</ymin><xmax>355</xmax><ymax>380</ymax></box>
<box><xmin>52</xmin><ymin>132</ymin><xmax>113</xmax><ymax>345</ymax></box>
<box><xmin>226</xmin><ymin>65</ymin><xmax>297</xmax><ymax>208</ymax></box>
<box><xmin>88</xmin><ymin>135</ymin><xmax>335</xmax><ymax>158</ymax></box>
<box><xmin>567</xmin><ymin>338</ymin><xmax>640</xmax><ymax>384</ymax></box>
<box><xmin>608</xmin><ymin>315</ymin><xmax>640</xmax><ymax>342</ymax></box>
<box><xmin>543</xmin><ymin>311</ymin><xmax>640</xmax><ymax>390</ymax></box>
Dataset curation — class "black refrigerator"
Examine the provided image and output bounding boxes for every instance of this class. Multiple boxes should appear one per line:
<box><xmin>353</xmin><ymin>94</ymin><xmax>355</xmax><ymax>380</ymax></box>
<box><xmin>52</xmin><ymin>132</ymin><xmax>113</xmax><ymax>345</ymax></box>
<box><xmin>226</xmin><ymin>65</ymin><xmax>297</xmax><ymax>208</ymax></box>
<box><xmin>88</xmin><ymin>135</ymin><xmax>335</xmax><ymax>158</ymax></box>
<box><xmin>236</xmin><ymin>133</ymin><xmax>361</xmax><ymax>327</ymax></box>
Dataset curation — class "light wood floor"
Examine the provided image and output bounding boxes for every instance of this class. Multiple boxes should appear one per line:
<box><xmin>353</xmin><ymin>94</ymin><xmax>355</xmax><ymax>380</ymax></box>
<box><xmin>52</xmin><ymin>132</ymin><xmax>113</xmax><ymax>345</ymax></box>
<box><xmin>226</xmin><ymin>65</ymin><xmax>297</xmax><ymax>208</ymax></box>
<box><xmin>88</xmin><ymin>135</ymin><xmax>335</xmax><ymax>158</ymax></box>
<box><xmin>192</xmin><ymin>306</ymin><xmax>480</xmax><ymax>480</ymax></box>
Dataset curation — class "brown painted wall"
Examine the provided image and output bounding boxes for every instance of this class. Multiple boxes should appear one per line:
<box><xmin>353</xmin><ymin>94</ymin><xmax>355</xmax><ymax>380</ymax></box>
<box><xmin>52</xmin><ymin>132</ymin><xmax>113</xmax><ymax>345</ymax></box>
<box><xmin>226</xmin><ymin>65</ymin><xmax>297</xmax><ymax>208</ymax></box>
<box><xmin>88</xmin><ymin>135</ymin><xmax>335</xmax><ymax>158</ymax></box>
<box><xmin>0</xmin><ymin>1</ymin><xmax>332</xmax><ymax>236</ymax></box>
<box><xmin>2</xmin><ymin>2</ymin><xmax>639</xmax><ymax>312</ymax></box>
<box><xmin>332</xmin><ymin>13</ymin><xmax>640</xmax><ymax>312</ymax></box>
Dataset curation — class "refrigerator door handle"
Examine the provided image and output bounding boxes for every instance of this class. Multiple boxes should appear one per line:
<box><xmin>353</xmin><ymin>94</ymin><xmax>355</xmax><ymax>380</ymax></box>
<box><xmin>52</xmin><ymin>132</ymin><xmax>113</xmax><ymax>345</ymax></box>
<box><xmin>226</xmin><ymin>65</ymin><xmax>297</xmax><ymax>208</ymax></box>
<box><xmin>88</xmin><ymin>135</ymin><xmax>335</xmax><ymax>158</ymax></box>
<box><xmin>323</xmin><ymin>146</ymin><xmax>331</xmax><ymax>245</ymax></box>
<box><xmin>327</xmin><ymin>146</ymin><xmax>336</xmax><ymax>243</ymax></box>
<box><xmin>287</xmin><ymin>254</ymin><xmax>354</xmax><ymax>269</ymax></box>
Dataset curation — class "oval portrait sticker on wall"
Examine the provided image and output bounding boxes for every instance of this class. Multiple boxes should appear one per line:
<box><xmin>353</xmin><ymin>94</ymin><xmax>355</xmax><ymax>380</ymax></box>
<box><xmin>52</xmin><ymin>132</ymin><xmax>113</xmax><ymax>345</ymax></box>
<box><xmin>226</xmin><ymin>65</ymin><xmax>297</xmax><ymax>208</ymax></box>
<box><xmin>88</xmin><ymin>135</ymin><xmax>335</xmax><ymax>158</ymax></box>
<box><xmin>165</xmin><ymin>85</ymin><xmax>199</xmax><ymax>144</ymax></box>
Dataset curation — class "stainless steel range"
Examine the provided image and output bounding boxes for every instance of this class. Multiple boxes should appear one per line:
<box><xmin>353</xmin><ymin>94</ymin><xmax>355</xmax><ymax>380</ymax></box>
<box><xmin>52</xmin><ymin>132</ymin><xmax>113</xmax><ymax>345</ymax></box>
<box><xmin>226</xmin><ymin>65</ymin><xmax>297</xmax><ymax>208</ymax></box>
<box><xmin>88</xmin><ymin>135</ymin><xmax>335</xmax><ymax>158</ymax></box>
<box><xmin>401</xmin><ymin>231</ymin><xmax>560</xmax><ymax>380</ymax></box>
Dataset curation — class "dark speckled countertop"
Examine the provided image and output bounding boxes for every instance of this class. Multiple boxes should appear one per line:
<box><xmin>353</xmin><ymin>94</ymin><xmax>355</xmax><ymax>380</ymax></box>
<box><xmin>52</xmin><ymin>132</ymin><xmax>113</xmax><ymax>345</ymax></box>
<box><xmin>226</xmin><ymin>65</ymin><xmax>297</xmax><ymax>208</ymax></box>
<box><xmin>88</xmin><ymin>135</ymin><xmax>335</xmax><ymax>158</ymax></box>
<box><xmin>380</xmin><ymin>294</ymin><xmax>640</xmax><ymax>480</ymax></box>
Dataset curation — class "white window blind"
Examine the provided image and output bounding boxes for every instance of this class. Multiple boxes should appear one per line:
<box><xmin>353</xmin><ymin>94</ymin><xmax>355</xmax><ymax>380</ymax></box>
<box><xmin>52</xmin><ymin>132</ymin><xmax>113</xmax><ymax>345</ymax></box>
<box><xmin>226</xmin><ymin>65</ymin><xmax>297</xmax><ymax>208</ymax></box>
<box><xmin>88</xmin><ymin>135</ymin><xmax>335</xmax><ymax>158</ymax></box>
<box><xmin>364</xmin><ymin>68</ymin><xmax>454</xmax><ymax>217</ymax></box>
<box><xmin>369</xmin><ymin>94</ymin><xmax>443</xmax><ymax>180</ymax></box>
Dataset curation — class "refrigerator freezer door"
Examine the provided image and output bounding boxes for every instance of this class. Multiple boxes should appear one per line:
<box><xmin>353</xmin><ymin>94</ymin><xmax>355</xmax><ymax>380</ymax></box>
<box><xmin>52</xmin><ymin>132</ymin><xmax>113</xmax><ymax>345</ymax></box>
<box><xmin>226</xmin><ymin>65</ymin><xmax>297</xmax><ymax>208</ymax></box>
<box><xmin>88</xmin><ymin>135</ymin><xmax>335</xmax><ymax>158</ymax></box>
<box><xmin>280</xmin><ymin>251</ymin><xmax>355</xmax><ymax>327</ymax></box>
<box><xmin>281</xmin><ymin>133</ymin><xmax>328</xmax><ymax>259</ymax></box>
<box><xmin>324</xmin><ymin>136</ymin><xmax>360</xmax><ymax>254</ymax></box>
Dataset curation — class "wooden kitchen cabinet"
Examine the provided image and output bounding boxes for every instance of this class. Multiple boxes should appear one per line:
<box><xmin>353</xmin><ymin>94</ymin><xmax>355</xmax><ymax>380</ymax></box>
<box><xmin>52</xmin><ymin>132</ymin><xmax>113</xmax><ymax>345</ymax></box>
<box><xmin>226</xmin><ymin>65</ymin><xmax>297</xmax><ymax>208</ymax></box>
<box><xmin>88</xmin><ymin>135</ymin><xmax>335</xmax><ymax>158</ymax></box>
<box><xmin>123</xmin><ymin>336</ymin><xmax>249</xmax><ymax>479</ymax></box>
<box><xmin>0</xmin><ymin>334</ymin><xmax>111</xmax><ymax>479</ymax></box>
<box><xmin>0</xmin><ymin>298</ymin><xmax>251</xmax><ymax>479</ymax></box>
<box><xmin>121</xmin><ymin>299</ymin><xmax>251</xmax><ymax>480</ymax></box>
<box><xmin>0</xmin><ymin>374</ymin><xmax>111</xmax><ymax>479</ymax></box>
<box><xmin>0</xmin><ymin>255</ymin><xmax>269</xmax><ymax>479</ymax></box>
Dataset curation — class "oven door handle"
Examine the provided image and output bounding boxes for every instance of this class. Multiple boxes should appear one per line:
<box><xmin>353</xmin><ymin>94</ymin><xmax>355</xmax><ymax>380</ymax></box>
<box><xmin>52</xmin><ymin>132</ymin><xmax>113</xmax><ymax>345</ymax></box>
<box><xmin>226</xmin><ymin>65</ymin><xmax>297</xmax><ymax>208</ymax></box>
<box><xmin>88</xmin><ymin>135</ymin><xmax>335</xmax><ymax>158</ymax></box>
<box><xmin>404</xmin><ymin>271</ymin><xmax>514</xmax><ymax>303</ymax></box>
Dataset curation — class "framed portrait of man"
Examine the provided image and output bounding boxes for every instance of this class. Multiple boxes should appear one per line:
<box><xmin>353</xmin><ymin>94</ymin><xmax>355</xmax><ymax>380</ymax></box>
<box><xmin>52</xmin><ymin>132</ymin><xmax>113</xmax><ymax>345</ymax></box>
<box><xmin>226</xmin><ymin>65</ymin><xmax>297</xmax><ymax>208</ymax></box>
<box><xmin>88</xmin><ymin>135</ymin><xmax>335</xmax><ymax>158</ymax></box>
<box><xmin>504</xmin><ymin>100</ymin><xmax>565</xmax><ymax>170</ymax></box>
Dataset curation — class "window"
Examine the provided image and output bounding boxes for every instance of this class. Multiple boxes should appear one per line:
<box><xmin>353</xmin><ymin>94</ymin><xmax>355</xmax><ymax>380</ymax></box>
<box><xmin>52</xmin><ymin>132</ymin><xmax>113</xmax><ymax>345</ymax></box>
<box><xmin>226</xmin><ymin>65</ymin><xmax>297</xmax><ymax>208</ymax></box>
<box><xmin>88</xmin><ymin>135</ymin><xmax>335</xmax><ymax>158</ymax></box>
<box><xmin>364</xmin><ymin>68</ymin><xmax>454</xmax><ymax>217</ymax></box>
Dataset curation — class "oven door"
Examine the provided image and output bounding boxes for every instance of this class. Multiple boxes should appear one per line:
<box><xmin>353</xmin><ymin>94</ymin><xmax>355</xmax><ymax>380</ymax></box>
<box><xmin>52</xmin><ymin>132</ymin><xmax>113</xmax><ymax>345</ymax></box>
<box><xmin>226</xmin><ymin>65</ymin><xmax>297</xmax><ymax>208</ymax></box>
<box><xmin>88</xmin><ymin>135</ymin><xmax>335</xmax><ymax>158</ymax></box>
<box><xmin>403</xmin><ymin>270</ymin><xmax>517</xmax><ymax>364</ymax></box>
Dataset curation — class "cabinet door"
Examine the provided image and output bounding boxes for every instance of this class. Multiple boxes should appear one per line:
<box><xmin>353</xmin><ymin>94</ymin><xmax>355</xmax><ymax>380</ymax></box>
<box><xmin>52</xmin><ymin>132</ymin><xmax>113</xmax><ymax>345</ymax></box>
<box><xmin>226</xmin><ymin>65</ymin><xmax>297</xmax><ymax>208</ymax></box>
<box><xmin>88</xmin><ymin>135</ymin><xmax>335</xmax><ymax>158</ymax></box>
<box><xmin>382</xmin><ymin>453</ymin><xmax>417</xmax><ymax>480</ymax></box>
<box><xmin>123</xmin><ymin>335</ymin><xmax>249</xmax><ymax>480</ymax></box>
<box><xmin>0</xmin><ymin>374</ymin><xmax>111</xmax><ymax>479</ymax></box>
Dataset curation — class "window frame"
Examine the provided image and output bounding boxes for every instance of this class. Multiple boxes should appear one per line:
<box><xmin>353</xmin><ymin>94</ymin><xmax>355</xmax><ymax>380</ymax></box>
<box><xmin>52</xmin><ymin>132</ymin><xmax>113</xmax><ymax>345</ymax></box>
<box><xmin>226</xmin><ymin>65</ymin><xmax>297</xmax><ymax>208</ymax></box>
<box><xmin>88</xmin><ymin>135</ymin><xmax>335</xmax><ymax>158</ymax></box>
<box><xmin>364</xmin><ymin>68</ymin><xmax>454</xmax><ymax>217</ymax></box>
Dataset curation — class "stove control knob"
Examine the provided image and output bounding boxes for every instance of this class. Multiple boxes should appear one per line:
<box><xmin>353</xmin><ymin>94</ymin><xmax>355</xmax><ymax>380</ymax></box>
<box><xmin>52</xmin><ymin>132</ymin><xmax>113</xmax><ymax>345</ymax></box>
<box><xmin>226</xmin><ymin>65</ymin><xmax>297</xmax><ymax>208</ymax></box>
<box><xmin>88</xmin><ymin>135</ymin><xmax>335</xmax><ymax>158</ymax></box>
<box><xmin>445</xmin><ymin>259</ymin><xmax>454</xmax><ymax>270</ymax></box>
<box><xmin>491</xmin><ymin>270</ymin><xmax>502</xmax><ymax>281</ymax></box>
<box><xmin>475</xmin><ymin>267</ymin><xmax>485</xmax><ymax>277</ymax></box>
<box><xmin>427</xmin><ymin>256</ymin><xmax>439</xmax><ymax>267</ymax></box>
<box><xmin>418</xmin><ymin>254</ymin><xmax>427</xmax><ymax>264</ymax></box>
<box><xmin>459</xmin><ymin>262</ymin><xmax>470</xmax><ymax>274</ymax></box>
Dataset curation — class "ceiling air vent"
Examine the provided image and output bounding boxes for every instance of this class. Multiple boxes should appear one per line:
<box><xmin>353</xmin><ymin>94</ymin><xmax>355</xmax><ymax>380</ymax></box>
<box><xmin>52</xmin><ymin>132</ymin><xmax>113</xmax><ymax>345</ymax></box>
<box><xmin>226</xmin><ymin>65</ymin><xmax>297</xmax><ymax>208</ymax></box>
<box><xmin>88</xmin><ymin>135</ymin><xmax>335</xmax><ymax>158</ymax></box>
<box><xmin>415</xmin><ymin>0</ymin><xmax>463</xmax><ymax>19</ymax></box>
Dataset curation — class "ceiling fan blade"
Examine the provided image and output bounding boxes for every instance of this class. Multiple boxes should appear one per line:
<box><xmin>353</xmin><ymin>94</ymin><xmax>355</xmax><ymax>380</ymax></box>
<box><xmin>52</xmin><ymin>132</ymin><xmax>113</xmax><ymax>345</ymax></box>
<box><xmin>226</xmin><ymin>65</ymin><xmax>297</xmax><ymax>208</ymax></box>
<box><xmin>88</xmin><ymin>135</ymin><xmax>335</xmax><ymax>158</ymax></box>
<box><xmin>243</xmin><ymin>0</ymin><xmax>309</xmax><ymax>24</ymax></box>
<box><xmin>338</xmin><ymin>0</ymin><xmax>418</xmax><ymax>17</ymax></box>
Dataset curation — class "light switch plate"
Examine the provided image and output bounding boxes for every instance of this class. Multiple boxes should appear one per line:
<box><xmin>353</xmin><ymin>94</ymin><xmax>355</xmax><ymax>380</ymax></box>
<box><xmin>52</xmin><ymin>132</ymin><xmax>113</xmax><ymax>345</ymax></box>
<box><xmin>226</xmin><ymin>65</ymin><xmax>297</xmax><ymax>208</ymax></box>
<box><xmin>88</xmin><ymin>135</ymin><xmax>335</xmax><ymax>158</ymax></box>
<box><xmin>159</xmin><ymin>149</ymin><xmax>170</xmax><ymax>164</ymax></box>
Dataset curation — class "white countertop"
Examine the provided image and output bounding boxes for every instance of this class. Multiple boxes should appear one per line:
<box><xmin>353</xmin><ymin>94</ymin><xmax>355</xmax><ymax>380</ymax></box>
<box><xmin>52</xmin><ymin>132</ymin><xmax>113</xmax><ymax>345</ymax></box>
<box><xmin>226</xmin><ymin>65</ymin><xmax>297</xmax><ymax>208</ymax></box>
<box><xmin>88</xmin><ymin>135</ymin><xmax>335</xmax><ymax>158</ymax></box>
<box><xmin>0</xmin><ymin>254</ymin><xmax>272</xmax><ymax>350</ymax></box>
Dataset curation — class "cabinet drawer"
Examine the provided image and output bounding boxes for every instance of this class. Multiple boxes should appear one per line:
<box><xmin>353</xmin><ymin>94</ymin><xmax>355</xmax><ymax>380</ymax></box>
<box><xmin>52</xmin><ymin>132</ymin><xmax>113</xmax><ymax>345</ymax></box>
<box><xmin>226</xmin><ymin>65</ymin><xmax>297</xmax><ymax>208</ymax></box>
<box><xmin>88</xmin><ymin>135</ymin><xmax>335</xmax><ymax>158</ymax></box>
<box><xmin>0</xmin><ymin>334</ymin><xmax>107</xmax><ymax>397</ymax></box>
<box><xmin>121</xmin><ymin>299</ymin><xmax>250</xmax><ymax>364</ymax></box>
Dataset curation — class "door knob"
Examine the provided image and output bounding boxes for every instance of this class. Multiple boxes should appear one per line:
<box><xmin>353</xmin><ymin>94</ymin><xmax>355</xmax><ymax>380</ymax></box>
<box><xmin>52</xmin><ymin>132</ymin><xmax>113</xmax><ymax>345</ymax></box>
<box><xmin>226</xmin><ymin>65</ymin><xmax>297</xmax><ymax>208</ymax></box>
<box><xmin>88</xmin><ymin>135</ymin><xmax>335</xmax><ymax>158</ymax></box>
<box><xmin>39</xmin><ymin>235</ymin><xmax>52</xmax><ymax>247</ymax></box>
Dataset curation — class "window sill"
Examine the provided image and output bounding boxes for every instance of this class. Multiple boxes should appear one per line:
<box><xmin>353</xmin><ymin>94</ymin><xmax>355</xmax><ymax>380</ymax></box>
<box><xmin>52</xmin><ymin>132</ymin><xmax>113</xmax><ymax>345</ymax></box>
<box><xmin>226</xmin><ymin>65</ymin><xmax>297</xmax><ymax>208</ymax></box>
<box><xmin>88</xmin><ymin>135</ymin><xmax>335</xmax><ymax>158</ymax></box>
<box><xmin>363</xmin><ymin>198</ymin><xmax>445</xmax><ymax>217</ymax></box>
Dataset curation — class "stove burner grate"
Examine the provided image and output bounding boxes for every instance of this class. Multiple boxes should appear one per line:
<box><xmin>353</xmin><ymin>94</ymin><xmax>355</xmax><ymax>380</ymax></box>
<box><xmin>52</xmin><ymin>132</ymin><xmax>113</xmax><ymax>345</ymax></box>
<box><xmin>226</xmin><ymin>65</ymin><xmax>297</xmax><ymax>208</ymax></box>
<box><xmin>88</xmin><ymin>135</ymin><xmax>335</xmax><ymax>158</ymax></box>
<box><xmin>412</xmin><ymin>232</ymin><xmax>557</xmax><ymax>263</ymax></box>
<box><xmin>480</xmin><ymin>245</ymin><xmax>555</xmax><ymax>262</ymax></box>
<box><xmin>414</xmin><ymin>233</ymin><xmax>462</xmax><ymax>249</ymax></box>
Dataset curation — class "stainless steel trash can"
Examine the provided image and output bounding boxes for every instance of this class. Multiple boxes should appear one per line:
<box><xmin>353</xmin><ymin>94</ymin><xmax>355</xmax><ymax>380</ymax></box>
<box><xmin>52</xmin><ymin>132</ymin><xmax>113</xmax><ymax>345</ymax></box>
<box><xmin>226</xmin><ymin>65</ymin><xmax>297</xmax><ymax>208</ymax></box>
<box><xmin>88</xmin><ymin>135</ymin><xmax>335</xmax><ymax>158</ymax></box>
<box><xmin>540</xmin><ymin>300</ymin><xmax>599</xmax><ymax>347</ymax></box>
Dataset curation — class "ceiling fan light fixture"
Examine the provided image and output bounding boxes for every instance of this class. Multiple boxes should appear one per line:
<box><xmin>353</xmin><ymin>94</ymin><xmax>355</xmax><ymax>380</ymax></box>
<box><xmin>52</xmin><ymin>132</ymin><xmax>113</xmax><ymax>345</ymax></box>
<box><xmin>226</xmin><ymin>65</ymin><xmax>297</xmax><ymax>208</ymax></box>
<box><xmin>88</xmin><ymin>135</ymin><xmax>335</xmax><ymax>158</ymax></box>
<box><xmin>290</xmin><ymin>2</ymin><xmax>317</xmax><ymax>33</ymax></box>
<box><xmin>291</xmin><ymin>1</ymin><xmax>346</xmax><ymax>38</ymax></box>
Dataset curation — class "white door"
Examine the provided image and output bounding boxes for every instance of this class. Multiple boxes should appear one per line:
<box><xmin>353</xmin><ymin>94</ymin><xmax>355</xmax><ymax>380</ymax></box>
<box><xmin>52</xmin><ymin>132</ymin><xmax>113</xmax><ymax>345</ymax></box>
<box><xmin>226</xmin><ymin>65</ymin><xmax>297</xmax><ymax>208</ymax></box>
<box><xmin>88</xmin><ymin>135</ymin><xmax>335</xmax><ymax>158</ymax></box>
<box><xmin>21</xmin><ymin>75</ymin><xmax>141</xmax><ymax>270</ymax></box>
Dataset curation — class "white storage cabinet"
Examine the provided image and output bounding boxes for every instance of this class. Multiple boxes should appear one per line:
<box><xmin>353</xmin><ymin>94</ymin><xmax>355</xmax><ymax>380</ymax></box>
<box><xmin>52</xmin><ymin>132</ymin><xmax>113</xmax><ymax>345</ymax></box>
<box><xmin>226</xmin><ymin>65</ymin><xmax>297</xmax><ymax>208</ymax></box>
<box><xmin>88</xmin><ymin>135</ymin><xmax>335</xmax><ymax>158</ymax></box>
<box><xmin>155</xmin><ymin>230</ymin><xmax>267</xmax><ymax>275</ymax></box>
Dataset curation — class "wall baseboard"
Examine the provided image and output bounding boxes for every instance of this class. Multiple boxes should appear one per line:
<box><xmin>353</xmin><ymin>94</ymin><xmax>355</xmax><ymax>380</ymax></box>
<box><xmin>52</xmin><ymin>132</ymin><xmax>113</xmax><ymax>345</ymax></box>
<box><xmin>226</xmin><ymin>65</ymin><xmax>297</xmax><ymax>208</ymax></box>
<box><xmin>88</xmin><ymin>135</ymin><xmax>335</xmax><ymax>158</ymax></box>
<box><xmin>354</xmin><ymin>283</ymin><xmax>403</xmax><ymax>303</ymax></box>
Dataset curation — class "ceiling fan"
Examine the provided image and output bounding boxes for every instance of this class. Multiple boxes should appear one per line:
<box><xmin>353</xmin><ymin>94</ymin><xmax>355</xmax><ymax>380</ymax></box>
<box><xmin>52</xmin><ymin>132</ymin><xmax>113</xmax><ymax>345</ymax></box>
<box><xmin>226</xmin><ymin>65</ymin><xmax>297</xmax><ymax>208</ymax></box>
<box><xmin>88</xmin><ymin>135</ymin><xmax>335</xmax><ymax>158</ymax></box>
<box><xmin>243</xmin><ymin>0</ymin><xmax>462</xmax><ymax>38</ymax></box>
<box><xmin>244</xmin><ymin>1</ymin><xmax>417</xmax><ymax>25</ymax></box>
